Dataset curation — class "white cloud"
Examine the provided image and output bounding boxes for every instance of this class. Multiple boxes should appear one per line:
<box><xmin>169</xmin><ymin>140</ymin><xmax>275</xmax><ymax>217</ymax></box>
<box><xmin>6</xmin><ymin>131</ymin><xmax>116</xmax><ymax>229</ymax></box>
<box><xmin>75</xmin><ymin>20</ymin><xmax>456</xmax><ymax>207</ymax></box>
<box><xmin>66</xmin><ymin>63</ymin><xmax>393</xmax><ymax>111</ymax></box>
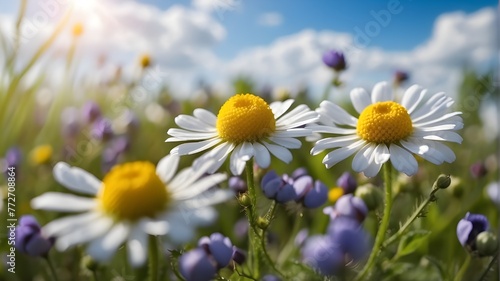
<box><xmin>0</xmin><ymin>2</ymin><xmax>496</xmax><ymax>101</ymax></box>
<box><xmin>257</xmin><ymin>12</ymin><xmax>283</xmax><ymax>27</ymax></box>
<box><xmin>224</xmin><ymin>8</ymin><xmax>497</xmax><ymax>100</ymax></box>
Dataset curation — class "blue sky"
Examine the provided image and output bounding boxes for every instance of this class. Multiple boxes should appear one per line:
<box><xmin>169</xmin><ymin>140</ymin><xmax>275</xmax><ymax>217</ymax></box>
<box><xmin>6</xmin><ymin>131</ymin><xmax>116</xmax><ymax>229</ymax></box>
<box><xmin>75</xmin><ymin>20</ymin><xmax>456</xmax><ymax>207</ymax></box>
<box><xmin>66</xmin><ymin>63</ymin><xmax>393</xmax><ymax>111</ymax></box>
<box><xmin>0</xmin><ymin>0</ymin><xmax>497</xmax><ymax>99</ymax></box>
<box><xmin>136</xmin><ymin>0</ymin><xmax>496</xmax><ymax>58</ymax></box>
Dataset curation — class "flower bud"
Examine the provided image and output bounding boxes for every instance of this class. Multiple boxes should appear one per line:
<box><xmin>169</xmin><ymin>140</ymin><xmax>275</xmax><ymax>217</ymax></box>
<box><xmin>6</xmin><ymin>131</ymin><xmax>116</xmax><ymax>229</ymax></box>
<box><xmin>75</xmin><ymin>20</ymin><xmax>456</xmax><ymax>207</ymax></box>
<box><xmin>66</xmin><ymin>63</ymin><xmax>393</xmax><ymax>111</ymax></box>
<box><xmin>322</xmin><ymin>50</ymin><xmax>347</xmax><ymax>72</ymax></box>
<box><xmin>179</xmin><ymin>248</ymin><xmax>217</xmax><ymax>281</ymax></box>
<box><xmin>15</xmin><ymin>215</ymin><xmax>54</xmax><ymax>257</ymax></box>
<box><xmin>257</xmin><ymin>217</ymin><xmax>270</xmax><ymax>230</ymax></box>
<box><xmin>354</xmin><ymin>184</ymin><xmax>382</xmax><ymax>211</ymax></box>
<box><xmin>238</xmin><ymin>194</ymin><xmax>252</xmax><ymax>207</ymax></box>
<box><xmin>476</xmin><ymin>231</ymin><xmax>498</xmax><ymax>257</ymax></box>
<box><xmin>434</xmin><ymin>174</ymin><xmax>451</xmax><ymax>190</ymax></box>
<box><xmin>457</xmin><ymin>212</ymin><xmax>489</xmax><ymax>250</ymax></box>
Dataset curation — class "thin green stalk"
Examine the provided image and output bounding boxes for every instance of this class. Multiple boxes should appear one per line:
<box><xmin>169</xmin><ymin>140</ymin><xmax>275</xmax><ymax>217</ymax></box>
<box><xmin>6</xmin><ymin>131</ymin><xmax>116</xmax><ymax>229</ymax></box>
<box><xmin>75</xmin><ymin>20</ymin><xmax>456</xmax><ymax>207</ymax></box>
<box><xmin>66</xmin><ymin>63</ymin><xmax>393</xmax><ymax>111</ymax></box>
<box><xmin>383</xmin><ymin>183</ymin><xmax>442</xmax><ymax>248</ymax></box>
<box><xmin>258</xmin><ymin>201</ymin><xmax>286</xmax><ymax>279</ymax></box>
<box><xmin>277</xmin><ymin>213</ymin><xmax>303</xmax><ymax>265</ymax></box>
<box><xmin>45</xmin><ymin>256</ymin><xmax>60</xmax><ymax>281</ymax></box>
<box><xmin>478</xmin><ymin>253</ymin><xmax>498</xmax><ymax>281</ymax></box>
<box><xmin>453</xmin><ymin>254</ymin><xmax>471</xmax><ymax>281</ymax></box>
<box><xmin>245</xmin><ymin>160</ymin><xmax>260</xmax><ymax>278</ymax></box>
<box><xmin>92</xmin><ymin>271</ymin><xmax>100</xmax><ymax>281</ymax></box>
<box><xmin>148</xmin><ymin>235</ymin><xmax>159</xmax><ymax>281</ymax></box>
<box><xmin>0</xmin><ymin>8</ymin><xmax>72</xmax><ymax>125</ymax></box>
<box><xmin>354</xmin><ymin>162</ymin><xmax>394</xmax><ymax>281</ymax></box>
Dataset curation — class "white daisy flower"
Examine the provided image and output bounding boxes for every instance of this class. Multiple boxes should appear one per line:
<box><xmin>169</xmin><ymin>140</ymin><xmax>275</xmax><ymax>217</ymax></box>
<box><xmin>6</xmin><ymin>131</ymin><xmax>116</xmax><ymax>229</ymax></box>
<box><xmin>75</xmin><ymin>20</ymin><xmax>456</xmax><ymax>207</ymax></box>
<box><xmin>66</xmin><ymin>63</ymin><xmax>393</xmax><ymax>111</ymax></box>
<box><xmin>31</xmin><ymin>154</ymin><xmax>232</xmax><ymax>267</ymax></box>
<box><xmin>166</xmin><ymin>94</ymin><xmax>319</xmax><ymax>175</ymax></box>
<box><xmin>310</xmin><ymin>81</ymin><xmax>463</xmax><ymax>177</ymax></box>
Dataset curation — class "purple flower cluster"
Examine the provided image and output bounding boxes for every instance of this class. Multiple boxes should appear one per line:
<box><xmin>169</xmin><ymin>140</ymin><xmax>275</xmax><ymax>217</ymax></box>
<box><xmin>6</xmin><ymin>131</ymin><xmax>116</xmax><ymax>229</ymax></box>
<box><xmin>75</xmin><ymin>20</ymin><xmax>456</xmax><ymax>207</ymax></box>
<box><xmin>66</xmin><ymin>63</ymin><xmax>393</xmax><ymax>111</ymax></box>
<box><xmin>15</xmin><ymin>215</ymin><xmax>54</xmax><ymax>257</ymax></box>
<box><xmin>179</xmin><ymin>233</ymin><xmax>245</xmax><ymax>281</ymax></box>
<box><xmin>301</xmin><ymin>194</ymin><xmax>370</xmax><ymax>276</ymax></box>
<box><xmin>261</xmin><ymin>169</ymin><xmax>327</xmax><ymax>208</ymax></box>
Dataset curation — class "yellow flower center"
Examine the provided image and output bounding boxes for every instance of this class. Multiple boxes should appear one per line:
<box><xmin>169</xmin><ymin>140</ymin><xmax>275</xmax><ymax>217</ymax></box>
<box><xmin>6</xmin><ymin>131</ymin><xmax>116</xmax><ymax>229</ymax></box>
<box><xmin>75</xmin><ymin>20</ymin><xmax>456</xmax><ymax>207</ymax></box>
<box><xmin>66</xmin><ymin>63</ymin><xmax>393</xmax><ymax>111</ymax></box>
<box><xmin>216</xmin><ymin>94</ymin><xmax>276</xmax><ymax>143</ymax></box>
<box><xmin>328</xmin><ymin>187</ymin><xmax>344</xmax><ymax>203</ymax></box>
<box><xmin>98</xmin><ymin>162</ymin><xmax>170</xmax><ymax>221</ymax></box>
<box><xmin>357</xmin><ymin>101</ymin><xmax>413</xmax><ymax>144</ymax></box>
<box><xmin>30</xmin><ymin>145</ymin><xmax>53</xmax><ymax>165</ymax></box>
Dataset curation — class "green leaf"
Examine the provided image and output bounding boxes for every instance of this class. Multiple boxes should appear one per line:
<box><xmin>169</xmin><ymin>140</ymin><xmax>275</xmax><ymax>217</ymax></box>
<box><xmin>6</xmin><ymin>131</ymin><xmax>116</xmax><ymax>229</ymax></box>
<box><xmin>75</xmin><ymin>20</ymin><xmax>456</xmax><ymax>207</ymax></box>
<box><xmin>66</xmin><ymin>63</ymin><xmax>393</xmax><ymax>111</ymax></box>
<box><xmin>395</xmin><ymin>230</ymin><xmax>431</xmax><ymax>259</ymax></box>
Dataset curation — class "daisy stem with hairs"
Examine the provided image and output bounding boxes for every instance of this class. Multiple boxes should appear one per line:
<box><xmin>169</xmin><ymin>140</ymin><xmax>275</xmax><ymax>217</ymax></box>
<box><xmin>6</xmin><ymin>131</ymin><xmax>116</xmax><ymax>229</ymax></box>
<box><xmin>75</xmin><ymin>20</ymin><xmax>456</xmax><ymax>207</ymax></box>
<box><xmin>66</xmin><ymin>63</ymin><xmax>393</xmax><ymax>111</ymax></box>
<box><xmin>355</xmin><ymin>162</ymin><xmax>394</xmax><ymax>281</ymax></box>
<box><xmin>453</xmin><ymin>253</ymin><xmax>471</xmax><ymax>281</ymax></box>
<box><xmin>245</xmin><ymin>160</ymin><xmax>261</xmax><ymax>278</ymax></box>
<box><xmin>383</xmin><ymin>177</ymin><xmax>444</xmax><ymax>248</ymax></box>
<box><xmin>45</xmin><ymin>256</ymin><xmax>60</xmax><ymax>281</ymax></box>
<box><xmin>148</xmin><ymin>235</ymin><xmax>159</xmax><ymax>281</ymax></box>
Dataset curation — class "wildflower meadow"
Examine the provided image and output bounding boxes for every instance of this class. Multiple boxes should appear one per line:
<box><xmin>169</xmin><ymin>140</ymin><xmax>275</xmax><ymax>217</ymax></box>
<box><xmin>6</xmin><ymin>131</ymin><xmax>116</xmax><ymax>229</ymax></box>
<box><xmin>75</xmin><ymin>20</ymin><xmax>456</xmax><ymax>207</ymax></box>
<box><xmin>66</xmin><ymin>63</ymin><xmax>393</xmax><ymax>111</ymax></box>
<box><xmin>0</xmin><ymin>1</ymin><xmax>498</xmax><ymax>281</ymax></box>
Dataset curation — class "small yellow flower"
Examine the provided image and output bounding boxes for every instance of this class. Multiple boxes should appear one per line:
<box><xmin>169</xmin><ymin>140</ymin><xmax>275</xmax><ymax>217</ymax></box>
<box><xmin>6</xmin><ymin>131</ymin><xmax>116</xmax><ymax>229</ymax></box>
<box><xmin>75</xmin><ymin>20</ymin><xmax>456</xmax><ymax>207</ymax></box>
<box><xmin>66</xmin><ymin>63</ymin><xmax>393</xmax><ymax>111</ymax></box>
<box><xmin>139</xmin><ymin>54</ymin><xmax>151</xmax><ymax>69</ymax></box>
<box><xmin>72</xmin><ymin>23</ymin><xmax>84</xmax><ymax>37</ymax></box>
<box><xmin>30</xmin><ymin>145</ymin><xmax>53</xmax><ymax>165</ymax></box>
<box><xmin>328</xmin><ymin>187</ymin><xmax>344</xmax><ymax>203</ymax></box>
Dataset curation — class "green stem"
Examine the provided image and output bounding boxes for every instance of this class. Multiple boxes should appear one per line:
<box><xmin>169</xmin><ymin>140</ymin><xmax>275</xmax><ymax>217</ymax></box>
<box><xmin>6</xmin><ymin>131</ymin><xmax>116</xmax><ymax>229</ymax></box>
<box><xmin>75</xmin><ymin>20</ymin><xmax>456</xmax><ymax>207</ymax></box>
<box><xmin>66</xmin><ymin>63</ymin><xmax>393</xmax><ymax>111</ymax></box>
<box><xmin>277</xmin><ymin>213</ymin><xmax>303</xmax><ymax>265</ymax></box>
<box><xmin>245</xmin><ymin>160</ymin><xmax>260</xmax><ymax>278</ymax></box>
<box><xmin>258</xmin><ymin>201</ymin><xmax>286</xmax><ymax>279</ymax></box>
<box><xmin>45</xmin><ymin>256</ymin><xmax>60</xmax><ymax>281</ymax></box>
<box><xmin>354</xmin><ymin>162</ymin><xmax>394</xmax><ymax>281</ymax></box>
<box><xmin>453</xmin><ymin>254</ymin><xmax>471</xmax><ymax>281</ymax></box>
<box><xmin>148</xmin><ymin>235</ymin><xmax>159</xmax><ymax>281</ymax></box>
<box><xmin>478</xmin><ymin>253</ymin><xmax>498</xmax><ymax>281</ymax></box>
<box><xmin>383</xmin><ymin>184</ymin><xmax>441</xmax><ymax>248</ymax></box>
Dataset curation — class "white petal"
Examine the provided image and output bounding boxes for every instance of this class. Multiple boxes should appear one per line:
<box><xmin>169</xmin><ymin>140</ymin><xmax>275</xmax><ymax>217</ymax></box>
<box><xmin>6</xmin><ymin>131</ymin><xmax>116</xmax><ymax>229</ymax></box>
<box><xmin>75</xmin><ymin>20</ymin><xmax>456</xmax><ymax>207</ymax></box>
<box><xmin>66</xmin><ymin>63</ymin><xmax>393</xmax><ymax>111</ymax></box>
<box><xmin>230</xmin><ymin>144</ymin><xmax>248</xmax><ymax>175</ymax></box>
<box><xmin>306</xmin><ymin>124</ymin><xmax>357</xmax><ymax>135</ymax></box>
<box><xmin>412</xmin><ymin>111</ymin><xmax>462</xmax><ymax>127</ymax></box>
<box><xmin>87</xmin><ymin>222</ymin><xmax>130</xmax><ymax>262</ymax></box>
<box><xmin>193</xmin><ymin>108</ymin><xmax>217</xmax><ymax>127</ymax></box>
<box><xmin>182</xmin><ymin>189</ymin><xmax>235</xmax><ymax>209</ymax></box>
<box><xmin>400</xmin><ymin>139</ymin><xmax>456</xmax><ymax>165</ymax></box>
<box><xmin>173</xmin><ymin>173</ymin><xmax>227</xmax><ymax>200</ymax></box>
<box><xmin>163</xmin><ymin>212</ymin><xmax>196</xmax><ymax>244</ymax></box>
<box><xmin>170</xmin><ymin>138</ymin><xmax>221</xmax><ymax>155</ymax></box>
<box><xmin>268</xmin><ymin>136</ymin><xmax>302</xmax><ymax>149</ymax></box>
<box><xmin>166</xmin><ymin>129</ymin><xmax>218</xmax><ymax>141</ymax></box>
<box><xmin>311</xmin><ymin>135</ymin><xmax>360</xmax><ymax>155</ymax></box>
<box><xmin>253</xmin><ymin>142</ymin><xmax>271</xmax><ymax>168</ymax></box>
<box><xmin>322</xmin><ymin>141</ymin><xmax>364</xmax><ymax>169</ymax></box>
<box><xmin>389</xmin><ymin>144</ymin><xmax>418</xmax><ymax>176</ymax></box>
<box><xmin>140</xmin><ymin>219</ymin><xmax>170</xmax><ymax>235</ymax></box>
<box><xmin>352</xmin><ymin>143</ymin><xmax>375</xmax><ymax>172</ymax></box>
<box><xmin>190</xmin><ymin>142</ymin><xmax>234</xmax><ymax>175</ymax></box>
<box><xmin>262</xmin><ymin>141</ymin><xmax>293</xmax><ymax>163</ymax></box>
<box><xmin>127</xmin><ymin>226</ymin><xmax>148</xmax><ymax>268</ymax></box>
<box><xmin>171</xmin><ymin>158</ymin><xmax>220</xmax><ymax>191</ymax></box>
<box><xmin>318</xmin><ymin>101</ymin><xmax>357</xmax><ymax>126</ymax></box>
<box><xmin>31</xmin><ymin>192</ymin><xmax>96</xmax><ymax>212</ymax></box>
<box><xmin>156</xmin><ymin>154</ymin><xmax>179</xmax><ymax>183</ymax></box>
<box><xmin>371</xmin><ymin>81</ymin><xmax>391</xmax><ymax>103</ymax></box>
<box><xmin>373</xmin><ymin>144</ymin><xmax>390</xmax><ymax>164</ymax></box>
<box><xmin>363</xmin><ymin>160</ymin><xmax>383</xmax><ymax>178</ymax></box>
<box><xmin>53</xmin><ymin>162</ymin><xmax>101</xmax><ymax>195</ymax></box>
<box><xmin>273</xmin><ymin>128</ymin><xmax>314</xmax><ymax>138</ymax></box>
<box><xmin>55</xmin><ymin>216</ymin><xmax>114</xmax><ymax>251</ymax></box>
<box><xmin>270</xmin><ymin>99</ymin><xmax>294</xmax><ymax>119</ymax></box>
<box><xmin>239</xmin><ymin>142</ymin><xmax>255</xmax><ymax>161</ymax></box>
<box><xmin>350</xmin><ymin>88</ymin><xmax>371</xmax><ymax>114</ymax></box>
<box><xmin>412</xmin><ymin>129</ymin><xmax>463</xmax><ymax>144</ymax></box>
<box><xmin>42</xmin><ymin>212</ymin><xmax>102</xmax><ymax>237</ymax></box>
<box><xmin>401</xmin><ymin>85</ymin><xmax>425</xmax><ymax>114</ymax></box>
<box><xmin>174</xmin><ymin>114</ymin><xmax>216</xmax><ymax>132</ymax></box>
